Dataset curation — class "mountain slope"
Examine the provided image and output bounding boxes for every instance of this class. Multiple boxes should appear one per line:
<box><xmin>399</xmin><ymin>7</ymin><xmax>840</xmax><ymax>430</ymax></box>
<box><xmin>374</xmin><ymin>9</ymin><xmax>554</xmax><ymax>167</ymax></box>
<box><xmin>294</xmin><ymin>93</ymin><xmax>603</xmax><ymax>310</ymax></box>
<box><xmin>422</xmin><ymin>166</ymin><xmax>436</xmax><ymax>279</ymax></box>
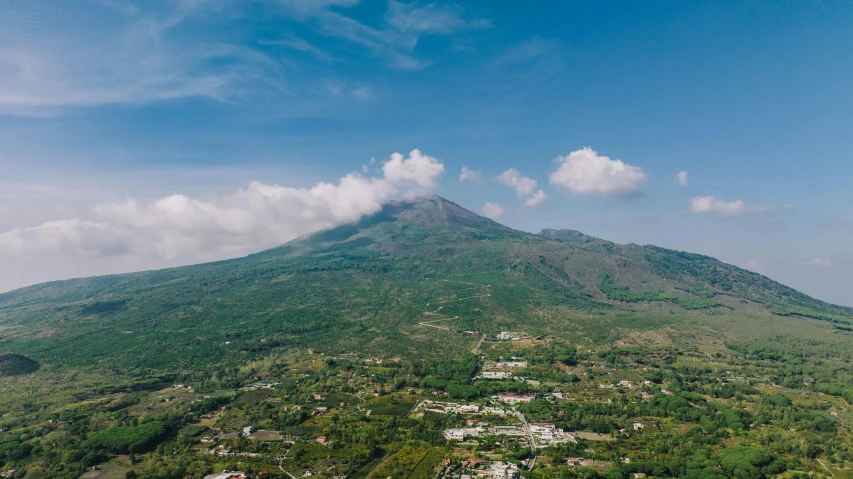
<box><xmin>1</xmin><ymin>196</ymin><xmax>851</xmax><ymax>372</ymax></box>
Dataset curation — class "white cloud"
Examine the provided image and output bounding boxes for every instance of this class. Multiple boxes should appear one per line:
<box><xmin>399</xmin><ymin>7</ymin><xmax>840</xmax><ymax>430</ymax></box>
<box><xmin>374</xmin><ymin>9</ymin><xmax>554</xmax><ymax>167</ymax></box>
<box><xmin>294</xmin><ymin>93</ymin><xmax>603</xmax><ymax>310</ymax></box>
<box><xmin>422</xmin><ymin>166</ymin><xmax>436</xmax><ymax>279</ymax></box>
<box><xmin>459</xmin><ymin>167</ymin><xmax>481</xmax><ymax>182</ymax></box>
<box><xmin>498</xmin><ymin>169</ymin><xmax>536</xmax><ymax>196</ymax></box>
<box><xmin>689</xmin><ymin>196</ymin><xmax>771</xmax><ymax>217</ymax></box>
<box><xmin>806</xmin><ymin>258</ymin><xmax>832</xmax><ymax>268</ymax></box>
<box><xmin>0</xmin><ymin>219</ymin><xmax>129</xmax><ymax>258</ymax></box>
<box><xmin>381</xmin><ymin>149</ymin><xmax>445</xmax><ymax>192</ymax></box>
<box><xmin>497</xmin><ymin>168</ymin><xmax>547</xmax><ymax>206</ymax></box>
<box><xmin>0</xmin><ymin>149</ymin><xmax>445</xmax><ymax>290</ymax></box>
<box><xmin>676</xmin><ymin>171</ymin><xmax>688</xmax><ymax>187</ymax></box>
<box><xmin>549</xmin><ymin>147</ymin><xmax>647</xmax><ymax>196</ymax></box>
<box><xmin>482</xmin><ymin>202</ymin><xmax>504</xmax><ymax>219</ymax></box>
<box><xmin>525</xmin><ymin>189</ymin><xmax>548</xmax><ymax>207</ymax></box>
<box><xmin>745</xmin><ymin>260</ymin><xmax>764</xmax><ymax>273</ymax></box>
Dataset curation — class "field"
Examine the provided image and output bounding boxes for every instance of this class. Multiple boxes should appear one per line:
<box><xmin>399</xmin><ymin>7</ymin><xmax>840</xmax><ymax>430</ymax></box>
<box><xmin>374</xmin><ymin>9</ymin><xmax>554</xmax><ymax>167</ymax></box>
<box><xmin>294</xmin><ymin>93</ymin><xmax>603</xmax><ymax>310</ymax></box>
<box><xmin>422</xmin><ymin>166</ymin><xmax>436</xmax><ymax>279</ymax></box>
<box><xmin>77</xmin><ymin>457</ymin><xmax>132</xmax><ymax>479</ymax></box>
<box><xmin>366</xmin><ymin>445</ymin><xmax>443</xmax><ymax>479</ymax></box>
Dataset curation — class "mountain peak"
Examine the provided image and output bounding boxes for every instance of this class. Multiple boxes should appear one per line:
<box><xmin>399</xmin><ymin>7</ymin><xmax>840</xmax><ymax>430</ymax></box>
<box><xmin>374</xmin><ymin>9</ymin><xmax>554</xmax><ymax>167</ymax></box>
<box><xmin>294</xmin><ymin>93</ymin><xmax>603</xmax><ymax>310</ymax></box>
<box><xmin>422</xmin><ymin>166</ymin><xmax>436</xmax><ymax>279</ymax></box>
<box><xmin>386</xmin><ymin>194</ymin><xmax>485</xmax><ymax>228</ymax></box>
<box><xmin>539</xmin><ymin>228</ymin><xmax>602</xmax><ymax>244</ymax></box>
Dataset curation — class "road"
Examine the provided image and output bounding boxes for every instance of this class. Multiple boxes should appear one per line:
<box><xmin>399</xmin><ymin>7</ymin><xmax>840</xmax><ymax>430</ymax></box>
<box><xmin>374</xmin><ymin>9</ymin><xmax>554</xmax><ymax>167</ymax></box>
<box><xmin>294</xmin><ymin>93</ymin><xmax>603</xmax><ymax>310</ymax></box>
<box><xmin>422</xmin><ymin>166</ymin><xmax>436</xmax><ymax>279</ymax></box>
<box><xmin>278</xmin><ymin>446</ymin><xmax>296</xmax><ymax>479</ymax></box>
<box><xmin>514</xmin><ymin>411</ymin><xmax>537</xmax><ymax>450</ymax></box>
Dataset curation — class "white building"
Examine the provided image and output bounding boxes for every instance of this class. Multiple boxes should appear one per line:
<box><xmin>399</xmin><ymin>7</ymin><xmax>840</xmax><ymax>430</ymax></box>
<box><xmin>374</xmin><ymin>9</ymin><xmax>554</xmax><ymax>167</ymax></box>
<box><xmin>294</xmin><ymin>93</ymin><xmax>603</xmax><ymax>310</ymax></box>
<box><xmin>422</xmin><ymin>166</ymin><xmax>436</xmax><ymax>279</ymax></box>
<box><xmin>444</xmin><ymin>427</ymin><xmax>482</xmax><ymax>440</ymax></box>
<box><xmin>204</xmin><ymin>471</ymin><xmax>245</xmax><ymax>479</ymax></box>
<box><xmin>498</xmin><ymin>393</ymin><xmax>535</xmax><ymax>404</ymax></box>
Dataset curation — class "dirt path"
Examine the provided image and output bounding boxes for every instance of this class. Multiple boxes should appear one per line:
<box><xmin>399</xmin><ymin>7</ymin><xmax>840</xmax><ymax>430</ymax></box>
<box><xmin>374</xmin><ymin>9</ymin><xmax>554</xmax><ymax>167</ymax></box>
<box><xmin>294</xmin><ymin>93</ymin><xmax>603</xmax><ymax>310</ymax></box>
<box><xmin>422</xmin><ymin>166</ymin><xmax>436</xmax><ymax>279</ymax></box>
<box><xmin>817</xmin><ymin>458</ymin><xmax>834</xmax><ymax>476</ymax></box>
<box><xmin>472</xmin><ymin>336</ymin><xmax>485</xmax><ymax>354</ymax></box>
<box><xmin>436</xmin><ymin>293</ymin><xmax>490</xmax><ymax>304</ymax></box>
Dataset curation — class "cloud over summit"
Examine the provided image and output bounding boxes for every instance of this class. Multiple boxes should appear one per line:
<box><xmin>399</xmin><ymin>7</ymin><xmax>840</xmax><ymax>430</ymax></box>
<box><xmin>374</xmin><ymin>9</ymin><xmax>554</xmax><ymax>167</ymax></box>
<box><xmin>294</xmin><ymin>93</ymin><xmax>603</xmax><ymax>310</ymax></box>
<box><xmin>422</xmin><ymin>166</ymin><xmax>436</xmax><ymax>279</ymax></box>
<box><xmin>0</xmin><ymin>149</ymin><xmax>445</xmax><ymax>289</ymax></box>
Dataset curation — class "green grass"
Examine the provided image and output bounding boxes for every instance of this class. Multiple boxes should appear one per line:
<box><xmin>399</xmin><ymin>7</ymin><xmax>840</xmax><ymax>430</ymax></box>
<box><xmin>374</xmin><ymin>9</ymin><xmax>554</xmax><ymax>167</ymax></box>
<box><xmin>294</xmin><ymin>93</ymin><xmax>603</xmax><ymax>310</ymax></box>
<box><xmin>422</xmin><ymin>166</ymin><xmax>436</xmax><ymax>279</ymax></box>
<box><xmin>366</xmin><ymin>445</ymin><xmax>443</xmax><ymax>479</ymax></box>
<box><xmin>366</xmin><ymin>402</ymin><xmax>416</xmax><ymax>416</ymax></box>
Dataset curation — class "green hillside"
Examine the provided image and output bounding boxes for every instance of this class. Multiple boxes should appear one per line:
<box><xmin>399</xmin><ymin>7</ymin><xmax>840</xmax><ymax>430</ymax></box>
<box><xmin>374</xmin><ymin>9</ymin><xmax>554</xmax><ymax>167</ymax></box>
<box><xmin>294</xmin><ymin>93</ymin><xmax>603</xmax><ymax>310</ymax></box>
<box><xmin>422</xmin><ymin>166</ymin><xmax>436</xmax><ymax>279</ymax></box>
<box><xmin>4</xmin><ymin>196</ymin><xmax>853</xmax><ymax>479</ymax></box>
<box><xmin>1</xmin><ymin>195</ymin><xmax>850</xmax><ymax>373</ymax></box>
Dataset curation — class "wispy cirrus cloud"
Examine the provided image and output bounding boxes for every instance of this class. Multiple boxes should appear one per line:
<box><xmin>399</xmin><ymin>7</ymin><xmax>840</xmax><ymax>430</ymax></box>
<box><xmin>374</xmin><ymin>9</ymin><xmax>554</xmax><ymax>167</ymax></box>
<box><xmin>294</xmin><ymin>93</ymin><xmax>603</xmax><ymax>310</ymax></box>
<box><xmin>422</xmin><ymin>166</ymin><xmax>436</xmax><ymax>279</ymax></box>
<box><xmin>352</xmin><ymin>86</ymin><xmax>375</xmax><ymax>101</ymax></box>
<box><xmin>279</xmin><ymin>0</ymin><xmax>491</xmax><ymax>71</ymax></box>
<box><xmin>260</xmin><ymin>35</ymin><xmax>337</xmax><ymax>62</ymax></box>
<box><xmin>385</xmin><ymin>1</ymin><xmax>492</xmax><ymax>34</ymax></box>
<box><xmin>0</xmin><ymin>0</ymin><xmax>490</xmax><ymax>115</ymax></box>
<box><xmin>0</xmin><ymin>1</ymin><xmax>285</xmax><ymax>116</ymax></box>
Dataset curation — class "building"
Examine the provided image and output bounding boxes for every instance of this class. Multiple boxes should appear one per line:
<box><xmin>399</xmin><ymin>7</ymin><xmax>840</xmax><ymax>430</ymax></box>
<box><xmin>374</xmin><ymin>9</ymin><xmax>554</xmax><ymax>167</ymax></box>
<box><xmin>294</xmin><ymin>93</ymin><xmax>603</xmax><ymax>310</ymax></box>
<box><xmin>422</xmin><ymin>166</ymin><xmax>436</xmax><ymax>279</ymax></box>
<box><xmin>483</xmin><ymin>361</ymin><xmax>527</xmax><ymax>369</ymax></box>
<box><xmin>498</xmin><ymin>393</ymin><xmax>535</xmax><ymax>404</ymax></box>
<box><xmin>316</xmin><ymin>436</ymin><xmax>327</xmax><ymax>444</ymax></box>
<box><xmin>482</xmin><ymin>371</ymin><xmax>512</xmax><ymax>379</ymax></box>
<box><xmin>633</xmin><ymin>422</ymin><xmax>645</xmax><ymax>431</ymax></box>
<box><xmin>444</xmin><ymin>427</ymin><xmax>482</xmax><ymax>440</ymax></box>
<box><xmin>482</xmin><ymin>406</ymin><xmax>507</xmax><ymax>415</ymax></box>
<box><xmin>242</xmin><ymin>426</ymin><xmax>255</xmax><ymax>436</ymax></box>
<box><xmin>481</xmin><ymin>461</ymin><xmax>520</xmax><ymax>479</ymax></box>
<box><xmin>203</xmin><ymin>471</ymin><xmax>245</xmax><ymax>479</ymax></box>
<box><xmin>491</xmin><ymin>425</ymin><xmax>524</xmax><ymax>436</ymax></box>
<box><xmin>530</xmin><ymin>424</ymin><xmax>574</xmax><ymax>444</ymax></box>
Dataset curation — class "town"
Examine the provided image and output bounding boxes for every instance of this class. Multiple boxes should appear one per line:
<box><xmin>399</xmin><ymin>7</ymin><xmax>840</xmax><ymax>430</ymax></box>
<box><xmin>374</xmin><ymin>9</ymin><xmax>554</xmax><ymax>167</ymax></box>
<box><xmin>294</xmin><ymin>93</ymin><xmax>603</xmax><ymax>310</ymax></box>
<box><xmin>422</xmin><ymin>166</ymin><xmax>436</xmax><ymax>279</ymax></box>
<box><xmin>7</xmin><ymin>330</ymin><xmax>843</xmax><ymax>479</ymax></box>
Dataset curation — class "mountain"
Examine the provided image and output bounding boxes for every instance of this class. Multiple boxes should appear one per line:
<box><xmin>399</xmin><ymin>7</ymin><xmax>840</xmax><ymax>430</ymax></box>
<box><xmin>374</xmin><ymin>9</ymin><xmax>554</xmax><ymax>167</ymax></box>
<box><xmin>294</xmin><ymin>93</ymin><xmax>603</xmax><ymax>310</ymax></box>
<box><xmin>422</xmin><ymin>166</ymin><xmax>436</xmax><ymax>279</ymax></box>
<box><xmin>1</xmin><ymin>195</ymin><xmax>852</xmax><ymax>373</ymax></box>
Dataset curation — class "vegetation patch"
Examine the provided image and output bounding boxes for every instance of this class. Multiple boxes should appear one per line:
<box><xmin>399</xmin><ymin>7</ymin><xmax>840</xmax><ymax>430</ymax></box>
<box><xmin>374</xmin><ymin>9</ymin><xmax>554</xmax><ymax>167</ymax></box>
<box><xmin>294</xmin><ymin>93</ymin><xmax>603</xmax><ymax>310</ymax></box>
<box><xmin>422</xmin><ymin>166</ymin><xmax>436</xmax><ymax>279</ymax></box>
<box><xmin>366</xmin><ymin>445</ymin><xmax>443</xmax><ymax>479</ymax></box>
<box><xmin>599</xmin><ymin>279</ymin><xmax>719</xmax><ymax>310</ymax></box>
<box><xmin>0</xmin><ymin>352</ymin><xmax>39</xmax><ymax>376</ymax></box>
<box><xmin>83</xmin><ymin>420</ymin><xmax>168</xmax><ymax>453</ymax></box>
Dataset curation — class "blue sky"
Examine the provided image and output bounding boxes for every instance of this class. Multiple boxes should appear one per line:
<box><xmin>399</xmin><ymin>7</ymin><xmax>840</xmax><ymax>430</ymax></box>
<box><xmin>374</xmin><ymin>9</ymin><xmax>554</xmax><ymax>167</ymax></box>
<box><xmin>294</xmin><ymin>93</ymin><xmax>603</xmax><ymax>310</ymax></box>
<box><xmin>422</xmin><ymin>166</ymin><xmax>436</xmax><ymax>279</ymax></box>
<box><xmin>1</xmin><ymin>0</ymin><xmax>851</xmax><ymax>305</ymax></box>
